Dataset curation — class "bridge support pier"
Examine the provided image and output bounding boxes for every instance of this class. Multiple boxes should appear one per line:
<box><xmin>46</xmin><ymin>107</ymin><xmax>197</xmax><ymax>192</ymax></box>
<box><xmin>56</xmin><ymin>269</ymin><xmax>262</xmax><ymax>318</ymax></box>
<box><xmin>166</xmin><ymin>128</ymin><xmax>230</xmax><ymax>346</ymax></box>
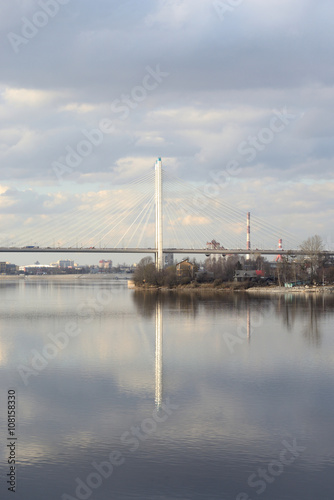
<box><xmin>155</xmin><ymin>157</ymin><xmax>163</xmax><ymax>270</ymax></box>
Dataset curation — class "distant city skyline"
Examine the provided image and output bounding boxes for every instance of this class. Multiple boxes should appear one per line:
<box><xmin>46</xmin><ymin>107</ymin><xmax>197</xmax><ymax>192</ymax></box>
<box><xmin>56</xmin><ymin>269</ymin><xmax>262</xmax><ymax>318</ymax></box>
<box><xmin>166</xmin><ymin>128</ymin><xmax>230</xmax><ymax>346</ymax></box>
<box><xmin>0</xmin><ymin>252</ymin><xmax>140</xmax><ymax>268</ymax></box>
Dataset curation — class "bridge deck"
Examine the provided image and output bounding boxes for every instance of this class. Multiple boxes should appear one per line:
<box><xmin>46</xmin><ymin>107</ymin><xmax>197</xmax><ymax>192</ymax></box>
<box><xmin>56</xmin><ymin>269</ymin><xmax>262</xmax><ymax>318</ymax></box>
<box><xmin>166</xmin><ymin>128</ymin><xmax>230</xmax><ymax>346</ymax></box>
<box><xmin>0</xmin><ymin>248</ymin><xmax>333</xmax><ymax>256</ymax></box>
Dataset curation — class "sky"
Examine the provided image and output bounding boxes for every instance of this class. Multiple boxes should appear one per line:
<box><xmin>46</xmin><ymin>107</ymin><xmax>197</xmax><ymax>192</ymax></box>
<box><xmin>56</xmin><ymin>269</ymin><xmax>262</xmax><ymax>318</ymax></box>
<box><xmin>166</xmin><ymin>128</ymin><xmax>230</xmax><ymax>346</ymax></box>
<box><xmin>1</xmin><ymin>0</ymin><xmax>334</xmax><ymax>265</ymax></box>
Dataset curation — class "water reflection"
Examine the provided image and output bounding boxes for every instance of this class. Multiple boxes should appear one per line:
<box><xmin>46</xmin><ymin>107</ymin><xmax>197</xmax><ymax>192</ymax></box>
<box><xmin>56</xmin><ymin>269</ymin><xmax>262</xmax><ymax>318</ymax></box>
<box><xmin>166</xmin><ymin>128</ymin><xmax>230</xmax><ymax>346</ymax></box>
<box><xmin>300</xmin><ymin>295</ymin><xmax>323</xmax><ymax>346</ymax></box>
<box><xmin>132</xmin><ymin>289</ymin><xmax>201</xmax><ymax>317</ymax></box>
<box><xmin>272</xmin><ymin>293</ymin><xmax>334</xmax><ymax>346</ymax></box>
<box><xmin>132</xmin><ymin>289</ymin><xmax>334</xmax><ymax>350</ymax></box>
<box><xmin>1</xmin><ymin>282</ymin><xmax>334</xmax><ymax>500</ymax></box>
<box><xmin>155</xmin><ymin>296</ymin><xmax>162</xmax><ymax>408</ymax></box>
<box><xmin>303</xmin><ymin>301</ymin><xmax>321</xmax><ymax>346</ymax></box>
<box><xmin>247</xmin><ymin>302</ymin><xmax>251</xmax><ymax>343</ymax></box>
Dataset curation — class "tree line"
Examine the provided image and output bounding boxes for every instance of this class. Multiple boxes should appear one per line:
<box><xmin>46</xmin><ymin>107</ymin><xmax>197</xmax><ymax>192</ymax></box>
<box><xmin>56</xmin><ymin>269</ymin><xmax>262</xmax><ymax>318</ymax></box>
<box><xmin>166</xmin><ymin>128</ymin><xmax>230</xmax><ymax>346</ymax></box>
<box><xmin>133</xmin><ymin>235</ymin><xmax>334</xmax><ymax>287</ymax></box>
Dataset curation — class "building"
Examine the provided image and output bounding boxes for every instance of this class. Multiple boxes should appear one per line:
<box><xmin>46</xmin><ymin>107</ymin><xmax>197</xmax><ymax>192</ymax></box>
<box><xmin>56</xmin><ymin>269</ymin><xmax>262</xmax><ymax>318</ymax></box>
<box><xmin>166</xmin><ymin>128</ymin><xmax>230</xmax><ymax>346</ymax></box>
<box><xmin>234</xmin><ymin>270</ymin><xmax>264</xmax><ymax>282</ymax></box>
<box><xmin>206</xmin><ymin>240</ymin><xmax>225</xmax><ymax>258</ymax></box>
<box><xmin>206</xmin><ymin>240</ymin><xmax>224</xmax><ymax>250</ymax></box>
<box><xmin>0</xmin><ymin>262</ymin><xmax>19</xmax><ymax>274</ymax></box>
<box><xmin>164</xmin><ymin>253</ymin><xmax>174</xmax><ymax>267</ymax></box>
<box><xmin>176</xmin><ymin>259</ymin><xmax>195</xmax><ymax>279</ymax></box>
<box><xmin>99</xmin><ymin>260</ymin><xmax>113</xmax><ymax>271</ymax></box>
<box><xmin>19</xmin><ymin>264</ymin><xmax>52</xmax><ymax>274</ymax></box>
<box><xmin>5</xmin><ymin>263</ymin><xmax>19</xmax><ymax>274</ymax></box>
<box><xmin>57</xmin><ymin>260</ymin><xmax>74</xmax><ymax>269</ymax></box>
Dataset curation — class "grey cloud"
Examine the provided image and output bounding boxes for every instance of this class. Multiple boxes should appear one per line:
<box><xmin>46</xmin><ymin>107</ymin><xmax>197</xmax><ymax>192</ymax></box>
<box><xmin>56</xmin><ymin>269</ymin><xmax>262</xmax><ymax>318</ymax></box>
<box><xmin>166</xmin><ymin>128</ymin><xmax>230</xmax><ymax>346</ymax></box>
<box><xmin>0</xmin><ymin>0</ymin><xmax>333</xmax><ymax>246</ymax></box>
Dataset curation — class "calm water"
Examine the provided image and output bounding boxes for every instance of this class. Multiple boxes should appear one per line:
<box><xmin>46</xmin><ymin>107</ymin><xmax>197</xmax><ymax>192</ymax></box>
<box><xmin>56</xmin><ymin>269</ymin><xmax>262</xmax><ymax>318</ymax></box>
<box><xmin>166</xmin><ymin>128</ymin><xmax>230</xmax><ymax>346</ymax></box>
<box><xmin>1</xmin><ymin>278</ymin><xmax>334</xmax><ymax>500</ymax></box>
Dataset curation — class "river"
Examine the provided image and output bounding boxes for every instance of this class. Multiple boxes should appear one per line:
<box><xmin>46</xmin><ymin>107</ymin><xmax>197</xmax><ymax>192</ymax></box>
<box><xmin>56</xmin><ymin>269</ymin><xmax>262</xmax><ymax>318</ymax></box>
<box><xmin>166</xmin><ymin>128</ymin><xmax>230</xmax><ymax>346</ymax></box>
<box><xmin>1</xmin><ymin>278</ymin><xmax>334</xmax><ymax>499</ymax></box>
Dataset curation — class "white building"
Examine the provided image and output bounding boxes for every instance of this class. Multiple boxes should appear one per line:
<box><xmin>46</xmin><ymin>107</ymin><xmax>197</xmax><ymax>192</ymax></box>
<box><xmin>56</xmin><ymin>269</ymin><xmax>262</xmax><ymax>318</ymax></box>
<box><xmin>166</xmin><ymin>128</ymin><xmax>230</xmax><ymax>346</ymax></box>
<box><xmin>99</xmin><ymin>260</ymin><xmax>113</xmax><ymax>270</ymax></box>
<box><xmin>57</xmin><ymin>260</ymin><xmax>75</xmax><ymax>269</ymax></box>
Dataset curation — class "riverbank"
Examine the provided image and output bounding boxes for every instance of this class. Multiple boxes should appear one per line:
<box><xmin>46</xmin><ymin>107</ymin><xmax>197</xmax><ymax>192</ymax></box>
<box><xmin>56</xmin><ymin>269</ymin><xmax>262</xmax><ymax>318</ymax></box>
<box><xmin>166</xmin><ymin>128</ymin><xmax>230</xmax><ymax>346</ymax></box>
<box><xmin>132</xmin><ymin>281</ymin><xmax>334</xmax><ymax>294</ymax></box>
<box><xmin>2</xmin><ymin>276</ymin><xmax>333</xmax><ymax>294</ymax></box>
<box><xmin>0</xmin><ymin>274</ymin><xmax>132</xmax><ymax>280</ymax></box>
<box><xmin>246</xmin><ymin>285</ymin><xmax>334</xmax><ymax>294</ymax></box>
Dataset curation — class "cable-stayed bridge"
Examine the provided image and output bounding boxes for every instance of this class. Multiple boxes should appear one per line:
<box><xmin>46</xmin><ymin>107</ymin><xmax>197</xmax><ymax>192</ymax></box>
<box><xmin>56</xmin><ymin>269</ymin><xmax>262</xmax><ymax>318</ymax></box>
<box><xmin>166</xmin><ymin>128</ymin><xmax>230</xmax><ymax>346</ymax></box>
<box><xmin>0</xmin><ymin>158</ymin><xmax>332</xmax><ymax>266</ymax></box>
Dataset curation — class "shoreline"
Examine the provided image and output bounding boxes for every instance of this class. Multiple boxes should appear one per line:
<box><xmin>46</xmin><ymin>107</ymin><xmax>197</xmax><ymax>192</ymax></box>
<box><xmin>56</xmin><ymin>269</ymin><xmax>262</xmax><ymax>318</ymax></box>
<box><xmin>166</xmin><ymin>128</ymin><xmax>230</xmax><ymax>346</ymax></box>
<box><xmin>0</xmin><ymin>274</ymin><xmax>131</xmax><ymax>280</ymax></box>
<box><xmin>1</xmin><ymin>276</ymin><xmax>333</xmax><ymax>294</ymax></box>
<box><xmin>132</xmin><ymin>283</ymin><xmax>334</xmax><ymax>294</ymax></box>
<box><xmin>245</xmin><ymin>285</ymin><xmax>334</xmax><ymax>294</ymax></box>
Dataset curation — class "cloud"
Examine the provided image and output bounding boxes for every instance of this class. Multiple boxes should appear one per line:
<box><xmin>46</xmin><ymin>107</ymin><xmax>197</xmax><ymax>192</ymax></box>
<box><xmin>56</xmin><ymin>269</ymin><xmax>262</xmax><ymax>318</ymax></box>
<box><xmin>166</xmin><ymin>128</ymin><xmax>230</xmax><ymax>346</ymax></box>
<box><xmin>0</xmin><ymin>0</ymin><xmax>333</xmax><ymax>250</ymax></box>
<box><xmin>173</xmin><ymin>214</ymin><xmax>210</xmax><ymax>227</ymax></box>
<box><xmin>3</xmin><ymin>87</ymin><xmax>60</xmax><ymax>106</ymax></box>
<box><xmin>59</xmin><ymin>102</ymin><xmax>98</xmax><ymax>114</ymax></box>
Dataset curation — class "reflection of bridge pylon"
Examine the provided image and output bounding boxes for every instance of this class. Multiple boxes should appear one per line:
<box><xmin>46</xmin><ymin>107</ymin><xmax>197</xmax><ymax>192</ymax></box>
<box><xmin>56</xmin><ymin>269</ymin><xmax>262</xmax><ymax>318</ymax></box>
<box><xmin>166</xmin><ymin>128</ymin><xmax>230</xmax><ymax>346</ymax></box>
<box><xmin>155</xmin><ymin>297</ymin><xmax>163</xmax><ymax>408</ymax></box>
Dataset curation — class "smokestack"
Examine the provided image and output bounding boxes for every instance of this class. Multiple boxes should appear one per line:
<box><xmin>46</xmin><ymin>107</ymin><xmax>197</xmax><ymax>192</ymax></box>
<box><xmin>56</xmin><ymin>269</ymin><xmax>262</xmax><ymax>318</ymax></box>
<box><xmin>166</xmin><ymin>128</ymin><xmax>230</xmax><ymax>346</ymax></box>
<box><xmin>276</xmin><ymin>238</ymin><xmax>283</xmax><ymax>262</ymax></box>
<box><xmin>246</xmin><ymin>212</ymin><xmax>250</xmax><ymax>259</ymax></box>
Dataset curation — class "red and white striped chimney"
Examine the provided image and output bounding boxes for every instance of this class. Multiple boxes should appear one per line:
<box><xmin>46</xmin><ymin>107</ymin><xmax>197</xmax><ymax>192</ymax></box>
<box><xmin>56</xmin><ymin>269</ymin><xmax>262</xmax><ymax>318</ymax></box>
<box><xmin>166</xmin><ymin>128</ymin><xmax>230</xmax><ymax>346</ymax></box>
<box><xmin>275</xmin><ymin>238</ymin><xmax>283</xmax><ymax>262</ymax></box>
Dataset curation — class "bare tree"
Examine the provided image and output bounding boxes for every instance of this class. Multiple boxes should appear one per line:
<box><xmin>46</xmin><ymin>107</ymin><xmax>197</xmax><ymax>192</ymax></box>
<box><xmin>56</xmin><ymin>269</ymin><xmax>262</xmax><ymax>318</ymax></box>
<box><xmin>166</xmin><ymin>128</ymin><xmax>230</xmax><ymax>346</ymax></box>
<box><xmin>133</xmin><ymin>256</ymin><xmax>156</xmax><ymax>284</ymax></box>
<box><xmin>299</xmin><ymin>235</ymin><xmax>324</xmax><ymax>282</ymax></box>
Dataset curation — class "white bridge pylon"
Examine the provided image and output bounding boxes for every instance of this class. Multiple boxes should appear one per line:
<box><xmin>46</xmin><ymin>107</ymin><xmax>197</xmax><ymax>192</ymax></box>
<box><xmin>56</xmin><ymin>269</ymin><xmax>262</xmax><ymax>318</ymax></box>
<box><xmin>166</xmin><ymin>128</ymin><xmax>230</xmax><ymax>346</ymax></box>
<box><xmin>155</xmin><ymin>157</ymin><xmax>163</xmax><ymax>270</ymax></box>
